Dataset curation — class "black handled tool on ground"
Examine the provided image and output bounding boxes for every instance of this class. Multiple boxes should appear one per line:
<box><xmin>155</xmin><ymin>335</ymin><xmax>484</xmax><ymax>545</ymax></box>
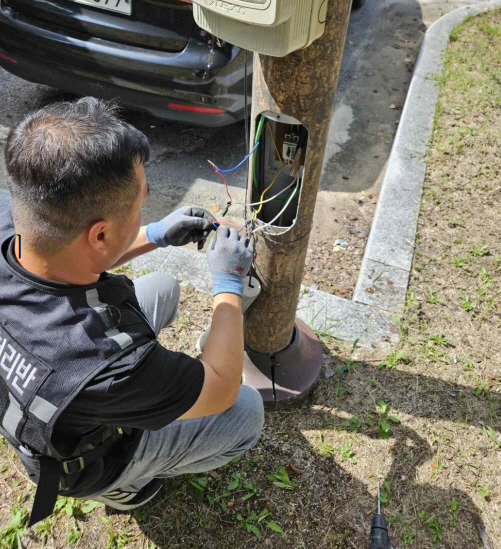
<box><xmin>369</xmin><ymin>483</ymin><xmax>393</xmax><ymax>549</ymax></box>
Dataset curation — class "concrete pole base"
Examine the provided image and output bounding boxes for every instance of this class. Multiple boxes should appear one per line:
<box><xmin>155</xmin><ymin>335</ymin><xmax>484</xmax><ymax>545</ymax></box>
<box><xmin>243</xmin><ymin>318</ymin><xmax>323</xmax><ymax>406</ymax></box>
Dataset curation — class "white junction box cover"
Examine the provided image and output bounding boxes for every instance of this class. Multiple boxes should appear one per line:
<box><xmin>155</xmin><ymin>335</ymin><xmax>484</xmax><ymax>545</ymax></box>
<box><xmin>191</xmin><ymin>0</ymin><xmax>328</xmax><ymax>57</ymax></box>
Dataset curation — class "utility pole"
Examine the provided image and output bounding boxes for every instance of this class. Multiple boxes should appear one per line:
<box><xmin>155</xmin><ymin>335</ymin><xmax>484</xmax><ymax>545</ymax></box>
<box><xmin>243</xmin><ymin>0</ymin><xmax>353</xmax><ymax>403</ymax></box>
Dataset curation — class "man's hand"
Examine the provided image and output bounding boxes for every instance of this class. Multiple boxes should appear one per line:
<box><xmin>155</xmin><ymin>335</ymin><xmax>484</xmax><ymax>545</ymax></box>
<box><xmin>207</xmin><ymin>227</ymin><xmax>254</xmax><ymax>298</ymax></box>
<box><xmin>146</xmin><ymin>206</ymin><xmax>216</xmax><ymax>249</ymax></box>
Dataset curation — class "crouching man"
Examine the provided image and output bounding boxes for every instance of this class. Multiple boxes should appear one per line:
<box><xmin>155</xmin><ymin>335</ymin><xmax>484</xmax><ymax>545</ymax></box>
<box><xmin>0</xmin><ymin>97</ymin><xmax>264</xmax><ymax>526</ymax></box>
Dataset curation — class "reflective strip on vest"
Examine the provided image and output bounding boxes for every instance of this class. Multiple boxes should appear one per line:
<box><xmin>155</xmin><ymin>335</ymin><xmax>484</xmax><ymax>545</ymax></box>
<box><xmin>29</xmin><ymin>395</ymin><xmax>57</xmax><ymax>423</ymax></box>
<box><xmin>85</xmin><ymin>289</ymin><xmax>133</xmax><ymax>350</ymax></box>
<box><xmin>2</xmin><ymin>393</ymin><xmax>58</xmax><ymax>441</ymax></box>
<box><xmin>3</xmin><ymin>393</ymin><xmax>22</xmax><ymax>438</ymax></box>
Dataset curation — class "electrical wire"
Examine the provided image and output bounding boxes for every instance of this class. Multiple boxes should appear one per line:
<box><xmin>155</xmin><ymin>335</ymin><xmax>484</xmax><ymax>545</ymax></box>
<box><xmin>251</xmin><ymin>162</ymin><xmax>291</xmax><ymax>221</ymax></box>
<box><xmin>251</xmin><ymin>182</ymin><xmax>299</xmax><ymax>235</ymax></box>
<box><xmin>243</xmin><ymin>49</ymin><xmax>250</xmax><ymax>224</ymax></box>
<box><xmin>253</xmin><ymin>115</ymin><xmax>266</xmax><ymax>190</ymax></box>
<box><xmin>244</xmin><ymin>50</ymin><xmax>250</xmax><ymax>156</ymax></box>
<box><xmin>208</xmin><ymin>161</ymin><xmax>233</xmax><ymax>203</ymax></box>
<box><xmin>232</xmin><ymin>177</ymin><xmax>298</xmax><ymax>208</ymax></box>
<box><xmin>209</xmin><ymin>140</ymin><xmax>260</xmax><ymax>174</ymax></box>
<box><xmin>213</xmin><ymin>220</ymin><xmax>250</xmax><ymax>232</ymax></box>
<box><xmin>266</xmin><ymin>122</ymin><xmax>283</xmax><ymax>163</ymax></box>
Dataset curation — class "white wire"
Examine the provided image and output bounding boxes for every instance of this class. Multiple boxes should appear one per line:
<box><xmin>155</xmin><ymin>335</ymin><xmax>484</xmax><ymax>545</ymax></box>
<box><xmin>251</xmin><ymin>182</ymin><xmax>299</xmax><ymax>235</ymax></box>
<box><xmin>234</xmin><ymin>177</ymin><xmax>299</xmax><ymax>208</ymax></box>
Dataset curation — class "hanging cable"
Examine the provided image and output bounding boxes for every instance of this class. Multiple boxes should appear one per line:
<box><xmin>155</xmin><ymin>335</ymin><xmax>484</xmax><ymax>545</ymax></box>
<box><xmin>212</xmin><ymin>220</ymin><xmax>250</xmax><ymax>233</ymax></box>
<box><xmin>251</xmin><ymin>181</ymin><xmax>299</xmax><ymax>235</ymax></box>
<box><xmin>244</xmin><ymin>50</ymin><xmax>250</xmax><ymax>158</ymax></box>
<box><xmin>208</xmin><ymin>161</ymin><xmax>233</xmax><ymax>203</ymax></box>
<box><xmin>251</xmin><ymin>162</ymin><xmax>291</xmax><ymax>221</ymax></box>
<box><xmin>243</xmin><ymin>49</ymin><xmax>250</xmax><ymax>224</ymax></box>
<box><xmin>209</xmin><ymin>140</ymin><xmax>260</xmax><ymax>174</ymax></box>
<box><xmin>232</xmin><ymin>177</ymin><xmax>298</xmax><ymax>208</ymax></box>
<box><xmin>252</xmin><ymin>115</ymin><xmax>266</xmax><ymax>190</ymax></box>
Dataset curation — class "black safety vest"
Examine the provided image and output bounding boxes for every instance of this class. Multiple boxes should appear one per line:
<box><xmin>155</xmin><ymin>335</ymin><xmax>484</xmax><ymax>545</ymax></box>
<box><xmin>0</xmin><ymin>208</ymin><xmax>157</xmax><ymax>526</ymax></box>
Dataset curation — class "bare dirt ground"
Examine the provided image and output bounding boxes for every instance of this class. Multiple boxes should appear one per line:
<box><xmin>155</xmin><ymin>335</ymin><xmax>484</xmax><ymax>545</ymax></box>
<box><xmin>1</xmin><ymin>9</ymin><xmax>501</xmax><ymax>549</ymax></box>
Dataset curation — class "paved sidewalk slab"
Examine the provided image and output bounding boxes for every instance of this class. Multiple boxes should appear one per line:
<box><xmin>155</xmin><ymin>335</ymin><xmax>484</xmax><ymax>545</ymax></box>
<box><xmin>353</xmin><ymin>259</ymin><xmax>409</xmax><ymax>315</ymax></box>
<box><xmin>297</xmin><ymin>288</ymin><xmax>399</xmax><ymax>349</ymax></box>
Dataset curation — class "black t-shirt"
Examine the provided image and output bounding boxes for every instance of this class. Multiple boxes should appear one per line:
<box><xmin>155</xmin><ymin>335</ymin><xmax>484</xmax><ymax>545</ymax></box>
<box><xmin>4</xmin><ymin>231</ymin><xmax>205</xmax><ymax>496</ymax></box>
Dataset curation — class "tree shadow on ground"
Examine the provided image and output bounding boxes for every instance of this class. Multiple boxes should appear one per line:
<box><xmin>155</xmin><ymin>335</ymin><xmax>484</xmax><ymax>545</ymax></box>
<box><xmin>127</xmin><ymin>356</ymin><xmax>497</xmax><ymax>549</ymax></box>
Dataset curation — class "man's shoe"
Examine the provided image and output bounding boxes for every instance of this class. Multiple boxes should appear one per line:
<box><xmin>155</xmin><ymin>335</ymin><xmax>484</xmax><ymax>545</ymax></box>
<box><xmin>92</xmin><ymin>478</ymin><xmax>163</xmax><ymax>511</ymax></box>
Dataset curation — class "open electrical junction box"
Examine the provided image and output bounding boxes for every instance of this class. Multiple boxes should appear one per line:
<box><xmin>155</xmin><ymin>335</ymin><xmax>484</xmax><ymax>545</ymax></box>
<box><xmin>250</xmin><ymin>111</ymin><xmax>308</xmax><ymax>234</ymax></box>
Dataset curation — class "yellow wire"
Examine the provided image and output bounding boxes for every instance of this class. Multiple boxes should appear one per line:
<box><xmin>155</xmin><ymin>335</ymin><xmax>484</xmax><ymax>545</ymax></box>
<box><xmin>251</xmin><ymin>162</ymin><xmax>291</xmax><ymax>221</ymax></box>
<box><xmin>266</xmin><ymin>123</ymin><xmax>283</xmax><ymax>163</ymax></box>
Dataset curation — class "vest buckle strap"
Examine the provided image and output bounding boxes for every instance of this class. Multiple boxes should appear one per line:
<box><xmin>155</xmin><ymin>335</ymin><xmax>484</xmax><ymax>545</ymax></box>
<box><xmin>62</xmin><ymin>456</ymin><xmax>85</xmax><ymax>474</ymax></box>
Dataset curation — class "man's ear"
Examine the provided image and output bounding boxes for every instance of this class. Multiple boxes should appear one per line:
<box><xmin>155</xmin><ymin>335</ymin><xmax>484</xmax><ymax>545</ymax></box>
<box><xmin>88</xmin><ymin>220</ymin><xmax>109</xmax><ymax>251</ymax></box>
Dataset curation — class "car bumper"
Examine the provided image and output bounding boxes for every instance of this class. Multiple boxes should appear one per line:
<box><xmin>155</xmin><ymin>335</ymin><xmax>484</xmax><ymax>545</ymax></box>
<box><xmin>0</xmin><ymin>4</ymin><xmax>246</xmax><ymax>127</ymax></box>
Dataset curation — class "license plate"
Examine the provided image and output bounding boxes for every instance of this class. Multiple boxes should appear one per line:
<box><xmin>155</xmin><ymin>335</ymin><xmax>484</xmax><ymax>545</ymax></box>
<box><xmin>71</xmin><ymin>0</ymin><xmax>132</xmax><ymax>16</ymax></box>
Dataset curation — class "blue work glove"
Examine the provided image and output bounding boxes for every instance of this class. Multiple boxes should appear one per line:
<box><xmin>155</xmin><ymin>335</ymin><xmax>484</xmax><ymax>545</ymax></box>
<box><xmin>207</xmin><ymin>227</ymin><xmax>254</xmax><ymax>298</ymax></box>
<box><xmin>146</xmin><ymin>206</ymin><xmax>216</xmax><ymax>250</ymax></box>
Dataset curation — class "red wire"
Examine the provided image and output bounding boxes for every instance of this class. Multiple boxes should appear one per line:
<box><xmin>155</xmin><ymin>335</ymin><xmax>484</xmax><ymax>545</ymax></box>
<box><xmin>214</xmin><ymin>220</ymin><xmax>250</xmax><ymax>233</ymax></box>
<box><xmin>209</xmin><ymin>161</ymin><xmax>233</xmax><ymax>203</ymax></box>
<box><xmin>208</xmin><ymin>161</ymin><xmax>248</xmax><ymax>232</ymax></box>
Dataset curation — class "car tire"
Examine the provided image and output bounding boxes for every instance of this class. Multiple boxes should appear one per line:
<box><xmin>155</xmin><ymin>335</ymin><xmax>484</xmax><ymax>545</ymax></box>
<box><xmin>352</xmin><ymin>0</ymin><xmax>365</xmax><ymax>9</ymax></box>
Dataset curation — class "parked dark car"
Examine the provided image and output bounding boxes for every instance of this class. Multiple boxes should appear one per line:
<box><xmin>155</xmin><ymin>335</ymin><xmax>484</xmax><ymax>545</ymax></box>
<box><xmin>0</xmin><ymin>0</ymin><xmax>363</xmax><ymax>127</ymax></box>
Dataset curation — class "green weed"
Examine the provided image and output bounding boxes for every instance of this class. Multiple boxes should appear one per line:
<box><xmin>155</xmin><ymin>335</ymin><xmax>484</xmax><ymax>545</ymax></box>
<box><xmin>68</xmin><ymin>521</ymin><xmax>82</xmax><ymax>546</ymax></box>
<box><xmin>106</xmin><ymin>530</ymin><xmax>132</xmax><ymax>549</ymax></box>
<box><xmin>369</xmin><ymin>401</ymin><xmax>400</xmax><ymax>440</ymax></box>
<box><xmin>316</xmin><ymin>432</ymin><xmax>335</xmax><ymax>457</ymax></box>
<box><xmin>340</xmin><ymin>416</ymin><xmax>361</xmax><ymax>433</ymax></box>
<box><xmin>452</xmin><ymin>257</ymin><xmax>468</xmax><ymax>267</ymax></box>
<box><xmin>470</xmin><ymin>244</ymin><xmax>490</xmax><ymax>257</ymax></box>
<box><xmin>339</xmin><ymin>441</ymin><xmax>356</xmax><ymax>464</ymax></box>
<box><xmin>378</xmin><ymin>349</ymin><xmax>407</xmax><ymax>370</ymax></box>
<box><xmin>478</xmin><ymin>485</ymin><xmax>491</xmax><ymax>500</ymax></box>
<box><xmin>0</xmin><ymin>508</ymin><xmax>28</xmax><ymax>549</ymax></box>
<box><xmin>236</xmin><ymin>509</ymin><xmax>284</xmax><ymax>540</ymax></box>
<box><xmin>406</xmin><ymin>290</ymin><xmax>419</xmax><ymax>308</ymax></box>
<box><xmin>34</xmin><ymin>518</ymin><xmax>53</xmax><ymax>545</ymax></box>
<box><xmin>449</xmin><ymin>497</ymin><xmax>460</xmax><ymax>526</ymax></box>
<box><xmin>379</xmin><ymin>481</ymin><xmax>392</xmax><ymax>505</ymax></box>
<box><xmin>419</xmin><ymin>510</ymin><xmax>443</xmax><ymax>544</ymax></box>
<box><xmin>473</xmin><ymin>376</ymin><xmax>490</xmax><ymax>396</ymax></box>
<box><xmin>460</xmin><ymin>293</ymin><xmax>476</xmax><ymax>312</ymax></box>
<box><xmin>483</xmin><ymin>425</ymin><xmax>501</xmax><ymax>449</ymax></box>
<box><xmin>428</xmin><ymin>334</ymin><xmax>449</xmax><ymax>347</ymax></box>
<box><xmin>426</xmin><ymin>286</ymin><xmax>440</xmax><ymax>304</ymax></box>
<box><xmin>266</xmin><ymin>466</ymin><xmax>294</xmax><ymax>490</ymax></box>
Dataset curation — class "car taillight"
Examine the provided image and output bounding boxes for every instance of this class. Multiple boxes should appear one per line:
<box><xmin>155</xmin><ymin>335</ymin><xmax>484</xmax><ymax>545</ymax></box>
<box><xmin>0</xmin><ymin>52</ymin><xmax>17</xmax><ymax>64</ymax></box>
<box><xmin>167</xmin><ymin>102</ymin><xmax>224</xmax><ymax>114</ymax></box>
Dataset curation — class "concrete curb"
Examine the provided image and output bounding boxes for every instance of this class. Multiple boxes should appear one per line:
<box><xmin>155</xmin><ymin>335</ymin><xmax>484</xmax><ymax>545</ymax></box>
<box><xmin>1</xmin><ymin>2</ymin><xmax>499</xmax><ymax>349</ymax></box>
<box><xmin>352</xmin><ymin>0</ymin><xmax>501</xmax><ymax>327</ymax></box>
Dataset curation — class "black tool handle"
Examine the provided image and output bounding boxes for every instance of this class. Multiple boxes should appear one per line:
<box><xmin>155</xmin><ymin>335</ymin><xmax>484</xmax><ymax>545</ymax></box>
<box><xmin>369</xmin><ymin>514</ymin><xmax>392</xmax><ymax>549</ymax></box>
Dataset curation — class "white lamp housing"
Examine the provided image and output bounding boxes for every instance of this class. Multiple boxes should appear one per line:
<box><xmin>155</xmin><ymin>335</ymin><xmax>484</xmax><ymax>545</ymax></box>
<box><xmin>191</xmin><ymin>0</ymin><xmax>328</xmax><ymax>57</ymax></box>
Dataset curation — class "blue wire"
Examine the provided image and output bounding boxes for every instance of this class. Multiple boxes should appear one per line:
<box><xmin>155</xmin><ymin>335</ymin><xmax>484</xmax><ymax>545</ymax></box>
<box><xmin>213</xmin><ymin>140</ymin><xmax>260</xmax><ymax>174</ymax></box>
